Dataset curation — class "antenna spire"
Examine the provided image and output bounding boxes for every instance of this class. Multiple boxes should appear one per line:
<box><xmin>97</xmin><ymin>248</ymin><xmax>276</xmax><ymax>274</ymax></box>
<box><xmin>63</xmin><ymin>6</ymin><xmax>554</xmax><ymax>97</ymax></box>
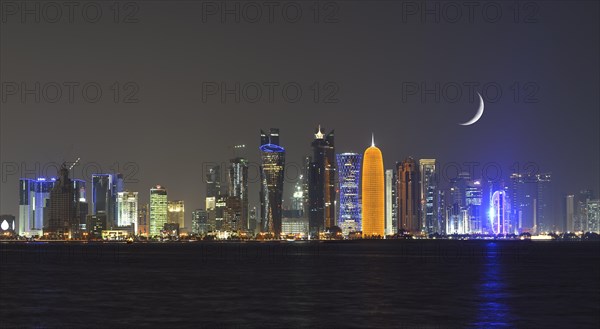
<box><xmin>371</xmin><ymin>133</ymin><xmax>375</xmax><ymax>147</ymax></box>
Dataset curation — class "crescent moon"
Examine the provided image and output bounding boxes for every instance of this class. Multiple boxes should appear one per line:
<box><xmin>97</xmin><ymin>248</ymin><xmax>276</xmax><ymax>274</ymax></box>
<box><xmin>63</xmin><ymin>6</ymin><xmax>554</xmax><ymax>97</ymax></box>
<box><xmin>459</xmin><ymin>92</ymin><xmax>484</xmax><ymax>126</ymax></box>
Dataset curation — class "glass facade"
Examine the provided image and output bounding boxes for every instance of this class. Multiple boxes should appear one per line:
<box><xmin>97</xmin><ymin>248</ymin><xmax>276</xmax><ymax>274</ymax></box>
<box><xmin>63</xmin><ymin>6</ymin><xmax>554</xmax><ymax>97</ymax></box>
<box><xmin>150</xmin><ymin>185</ymin><xmax>168</xmax><ymax>236</ymax></box>
<box><xmin>337</xmin><ymin>153</ymin><xmax>362</xmax><ymax>236</ymax></box>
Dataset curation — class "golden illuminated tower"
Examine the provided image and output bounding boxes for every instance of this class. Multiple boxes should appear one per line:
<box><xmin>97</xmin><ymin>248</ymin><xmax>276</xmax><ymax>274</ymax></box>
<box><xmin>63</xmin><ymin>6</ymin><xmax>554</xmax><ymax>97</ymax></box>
<box><xmin>361</xmin><ymin>134</ymin><xmax>385</xmax><ymax>238</ymax></box>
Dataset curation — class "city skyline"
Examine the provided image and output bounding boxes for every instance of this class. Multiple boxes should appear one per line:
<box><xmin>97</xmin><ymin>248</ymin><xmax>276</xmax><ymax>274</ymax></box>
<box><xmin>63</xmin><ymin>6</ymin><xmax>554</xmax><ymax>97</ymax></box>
<box><xmin>3</xmin><ymin>124</ymin><xmax>599</xmax><ymax>235</ymax></box>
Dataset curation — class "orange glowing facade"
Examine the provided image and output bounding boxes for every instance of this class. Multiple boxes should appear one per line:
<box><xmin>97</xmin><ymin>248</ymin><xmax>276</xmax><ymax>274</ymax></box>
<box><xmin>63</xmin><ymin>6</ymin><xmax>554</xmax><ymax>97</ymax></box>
<box><xmin>361</xmin><ymin>137</ymin><xmax>385</xmax><ymax>237</ymax></box>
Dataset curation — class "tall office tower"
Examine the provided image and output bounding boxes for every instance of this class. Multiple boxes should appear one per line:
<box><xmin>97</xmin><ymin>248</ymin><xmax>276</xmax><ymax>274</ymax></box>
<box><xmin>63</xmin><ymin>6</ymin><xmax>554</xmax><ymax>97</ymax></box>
<box><xmin>465</xmin><ymin>180</ymin><xmax>483</xmax><ymax>233</ymax></box>
<box><xmin>249</xmin><ymin>206</ymin><xmax>257</xmax><ymax>235</ymax></box>
<box><xmin>586</xmin><ymin>200</ymin><xmax>600</xmax><ymax>233</ymax></box>
<box><xmin>215</xmin><ymin>195</ymin><xmax>227</xmax><ymax>231</ymax></box>
<box><xmin>536</xmin><ymin>173</ymin><xmax>552</xmax><ymax>232</ymax></box>
<box><xmin>259</xmin><ymin>128</ymin><xmax>285</xmax><ymax>237</ymax></box>
<box><xmin>45</xmin><ymin>164</ymin><xmax>78</xmax><ymax>239</ymax></box>
<box><xmin>336</xmin><ymin>153</ymin><xmax>362</xmax><ymax>236</ymax></box>
<box><xmin>510</xmin><ymin>173</ymin><xmax>536</xmax><ymax>232</ymax></box>
<box><xmin>385</xmin><ymin>169</ymin><xmax>394</xmax><ymax>236</ymax></box>
<box><xmin>490</xmin><ymin>190</ymin><xmax>511</xmax><ymax>235</ymax></box>
<box><xmin>72</xmin><ymin>179</ymin><xmax>88</xmax><ymax>231</ymax></box>
<box><xmin>228</xmin><ymin>156</ymin><xmax>249</xmax><ymax>231</ymax></box>
<box><xmin>224</xmin><ymin>196</ymin><xmax>242</xmax><ymax>231</ymax></box>
<box><xmin>302</xmin><ymin>156</ymin><xmax>311</xmax><ymax>214</ymax></box>
<box><xmin>206</xmin><ymin>165</ymin><xmax>221</xmax><ymax>198</ymax></box>
<box><xmin>576</xmin><ymin>190</ymin><xmax>594</xmax><ymax>231</ymax></box>
<box><xmin>565</xmin><ymin>195</ymin><xmax>575</xmax><ymax>232</ymax></box>
<box><xmin>206</xmin><ymin>196</ymin><xmax>217</xmax><ymax>232</ymax></box>
<box><xmin>362</xmin><ymin>135</ymin><xmax>384</xmax><ymax>238</ymax></box>
<box><xmin>92</xmin><ymin>174</ymin><xmax>117</xmax><ymax>229</ymax></box>
<box><xmin>438</xmin><ymin>190</ymin><xmax>446</xmax><ymax>235</ymax></box>
<box><xmin>291</xmin><ymin>176</ymin><xmax>305</xmax><ymax>214</ymax></box>
<box><xmin>397</xmin><ymin>157</ymin><xmax>419</xmax><ymax>234</ymax></box>
<box><xmin>149</xmin><ymin>185</ymin><xmax>168</xmax><ymax>236</ymax></box>
<box><xmin>192</xmin><ymin>209</ymin><xmax>209</xmax><ymax>235</ymax></box>
<box><xmin>117</xmin><ymin>191</ymin><xmax>138</xmax><ymax>231</ymax></box>
<box><xmin>18</xmin><ymin>177</ymin><xmax>56</xmax><ymax>237</ymax></box>
<box><xmin>138</xmin><ymin>204</ymin><xmax>149</xmax><ymax>236</ymax></box>
<box><xmin>167</xmin><ymin>200</ymin><xmax>185</xmax><ymax>230</ymax></box>
<box><xmin>510</xmin><ymin>172</ymin><xmax>552</xmax><ymax>233</ymax></box>
<box><xmin>308</xmin><ymin>125</ymin><xmax>336</xmax><ymax>236</ymax></box>
<box><xmin>419</xmin><ymin>159</ymin><xmax>438</xmax><ymax>234</ymax></box>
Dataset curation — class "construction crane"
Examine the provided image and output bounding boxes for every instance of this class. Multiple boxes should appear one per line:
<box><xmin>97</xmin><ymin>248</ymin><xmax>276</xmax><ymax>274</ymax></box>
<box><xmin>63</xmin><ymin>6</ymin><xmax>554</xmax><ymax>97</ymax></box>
<box><xmin>68</xmin><ymin>157</ymin><xmax>81</xmax><ymax>171</ymax></box>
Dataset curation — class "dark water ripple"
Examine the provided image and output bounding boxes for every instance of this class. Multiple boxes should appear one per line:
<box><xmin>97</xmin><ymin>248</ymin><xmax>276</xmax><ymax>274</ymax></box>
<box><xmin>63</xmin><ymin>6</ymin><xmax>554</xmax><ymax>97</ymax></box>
<box><xmin>0</xmin><ymin>240</ymin><xmax>598</xmax><ymax>328</ymax></box>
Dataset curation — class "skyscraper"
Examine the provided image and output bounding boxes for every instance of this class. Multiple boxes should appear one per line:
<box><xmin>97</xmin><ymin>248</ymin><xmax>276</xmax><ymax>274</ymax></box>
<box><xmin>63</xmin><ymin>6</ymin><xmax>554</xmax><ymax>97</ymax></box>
<box><xmin>92</xmin><ymin>174</ymin><xmax>116</xmax><ymax>229</ymax></box>
<box><xmin>565</xmin><ymin>195</ymin><xmax>575</xmax><ymax>232</ymax></box>
<box><xmin>168</xmin><ymin>200</ymin><xmax>185</xmax><ymax>230</ymax></box>
<box><xmin>385</xmin><ymin>169</ymin><xmax>394</xmax><ymax>236</ymax></box>
<box><xmin>259</xmin><ymin>128</ymin><xmax>285</xmax><ymax>237</ymax></box>
<box><xmin>419</xmin><ymin>159</ymin><xmax>438</xmax><ymax>234</ymax></box>
<box><xmin>18</xmin><ymin>177</ymin><xmax>56</xmax><ymax>237</ymax></box>
<box><xmin>45</xmin><ymin>164</ymin><xmax>78</xmax><ymax>239</ymax></box>
<box><xmin>361</xmin><ymin>135</ymin><xmax>384</xmax><ymax>238</ymax></box>
<box><xmin>228</xmin><ymin>156</ymin><xmax>249</xmax><ymax>232</ymax></box>
<box><xmin>337</xmin><ymin>153</ymin><xmax>362</xmax><ymax>236</ymax></box>
<box><xmin>586</xmin><ymin>200</ymin><xmax>600</xmax><ymax>233</ymax></box>
<box><xmin>490</xmin><ymin>190</ymin><xmax>510</xmax><ymax>235</ymax></box>
<box><xmin>398</xmin><ymin>157</ymin><xmax>419</xmax><ymax>234</ymax></box>
<box><xmin>465</xmin><ymin>180</ymin><xmax>483</xmax><ymax>233</ymax></box>
<box><xmin>191</xmin><ymin>209</ymin><xmax>208</xmax><ymax>235</ymax></box>
<box><xmin>150</xmin><ymin>185</ymin><xmax>168</xmax><ymax>236</ymax></box>
<box><xmin>117</xmin><ymin>191</ymin><xmax>138</xmax><ymax>231</ymax></box>
<box><xmin>138</xmin><ymin>204</ymin><xmax>149</xmax><ymax>236</ymax></box>
<box><xmin>308</xmin><ymin>125</ymin><xmax>336</xmax><ymax>236</ymax></box>
<box><xmin>206</xmin><ymin>165</ymin><xmax>221</xmax><ymax>198</ymax></box>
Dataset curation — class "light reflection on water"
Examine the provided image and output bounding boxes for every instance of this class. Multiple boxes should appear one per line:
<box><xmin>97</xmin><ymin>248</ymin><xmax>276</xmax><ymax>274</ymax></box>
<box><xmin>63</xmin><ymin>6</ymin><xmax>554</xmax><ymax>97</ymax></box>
<box><xmin>473</xmin><ymin>242</ymin><xmax>513</xmax><ymax>328</ymax></box>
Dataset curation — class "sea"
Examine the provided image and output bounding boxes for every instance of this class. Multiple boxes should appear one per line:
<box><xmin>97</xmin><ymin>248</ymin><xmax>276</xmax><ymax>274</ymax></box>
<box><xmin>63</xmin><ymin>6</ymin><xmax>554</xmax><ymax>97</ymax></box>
<box><xmin>0</xmin><ymin>240</ymin><xmax>598</xmax><ymax>328</ymax></box>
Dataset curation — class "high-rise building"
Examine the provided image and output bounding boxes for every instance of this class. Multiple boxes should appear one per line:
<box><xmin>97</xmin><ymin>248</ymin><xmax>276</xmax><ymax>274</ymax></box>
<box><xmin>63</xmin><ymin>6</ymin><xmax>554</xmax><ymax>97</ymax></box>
<box><xmin>138</xmin><ymin>204</ymin><xmax>149</xmax><ymax>236</ymax></box>
<box><xmin>92</xmin><ymin>174</ymin><xmax>117</xmax><ymax>229</ymax></box>
<box><xmin>191</xmin><ymin>209</ymin><xmax>209</xmax><ymax>235</ymax></box>
<box><xmin>228</xmin><ymin>156</ymin><xmax>249</xmax><ymax>232</ymax></box>
<box><xmin>536</xmin><ymin>173</ymin><xmax>552</xmax><ymax>232</ymax></box>
<box><xmin>308</xmin><ymin>125</ymin><xmax>336</xmax><ymax>236</ymax></box>
<box><xmin>45</xmin><ymin>164</ymin><xmax>79</xmax><ymax>239</ymax></box>
<box><xmin>206</xmin><ymin>165</ymin><xmax>221</xmax><ymax>198</ymax></box>
<box><xmin>576</xmin><ymin>190</ymin><xmax>594</xmax><ymax>231</ymax></box>
<box><xmin>465</xmin><ymin>180</ymin><xmax>483</xmax><ymax>233</ymax></box>
<box><xmin>419</xmin><ymin>159</ymin><xmax>438</xmax><ymax>234</ymax></box>
<box><xmin>385</xmin><ymin>169</ymin><xmax>394</xmax><ymax>236</ymax></box>
<box><xmin>150</xmin><ymin>185</ymin><xmax>168</xmax><ymax>236</ymax></box>
<box><xmin>117</xmin><ymin>191</ymin><xmax>138</xmax><ymax>232</ymax></box>
<box><xmin>565</xmin><ymin>195</ymin><xmax>575</xmax><ymax>232</ymax></box>
<box><xmin>509</xmin><ymin>172</ymin><xmax>552</xmax><ymax>234</ymax></box>
<box><xmin>586</xmin><ymin>200</ymin><xmax>600</xmax><ymax>233</ymax></box>
<box><xmin>336</xmin><ymin>153</ymin><xmax>362</xmax><ymax>236</ymax></box>
<box><xmin>18</xmin><ymin>177</ymin><xmax>56</xmax><ymax>237</ymax></box>
<box><xmin>361</xmin><ymin>135</ymin><xmax>384</xmax><ymax>238</ymax></box>
<box><xmin>291</xmin><ymin>175</ymin><xmax>306</xmax><ymax>215</ymax></box>
<box><xmin>490</xmin><ymin>190</ymin><xmax>510</xmax><ymax>235</ymax></box>
<box><xmin>398</xmin><ymin>157</ymin><xmax>419</xmax><ymax>234</ymax></box>
<box><xmin>168</xmin><ymin>200</ymin><xmax>185</xmax><ymax>230</ymax></box>
<box><xmin>259</xmin><ymin>128</ymin><xmax>285</xmax><ymax>237</ymax></box>
<box><xmin>73</xmin><ymin>179</ymin><xmax>88</xmax><ymax>232</ymax></box>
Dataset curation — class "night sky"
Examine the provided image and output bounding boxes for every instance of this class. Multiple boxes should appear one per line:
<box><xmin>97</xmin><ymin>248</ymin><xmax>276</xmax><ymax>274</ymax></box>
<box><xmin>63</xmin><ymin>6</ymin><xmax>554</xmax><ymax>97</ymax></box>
<box><xmin>1</xmin><ymin>1</ymin><xmax>598</xmax><ymax>229</ymax></box>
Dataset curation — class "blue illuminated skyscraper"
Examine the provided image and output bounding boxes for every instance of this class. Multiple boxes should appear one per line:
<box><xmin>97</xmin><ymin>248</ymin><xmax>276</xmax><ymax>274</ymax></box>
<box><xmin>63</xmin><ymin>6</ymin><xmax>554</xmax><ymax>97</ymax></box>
<box><xmin>336</xmin><ymin>153</ymin><xmax>362</xmax><ymax>236</ymax></box>
<box><xmin>18</xmin><ymin>177</ymin><xmax>56</xmax><ymax>237</ymax></box>
<box><xmin>259</xmin><ymin>128</ymin><xmax>285</xmax><ymax>237</ymax></box>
